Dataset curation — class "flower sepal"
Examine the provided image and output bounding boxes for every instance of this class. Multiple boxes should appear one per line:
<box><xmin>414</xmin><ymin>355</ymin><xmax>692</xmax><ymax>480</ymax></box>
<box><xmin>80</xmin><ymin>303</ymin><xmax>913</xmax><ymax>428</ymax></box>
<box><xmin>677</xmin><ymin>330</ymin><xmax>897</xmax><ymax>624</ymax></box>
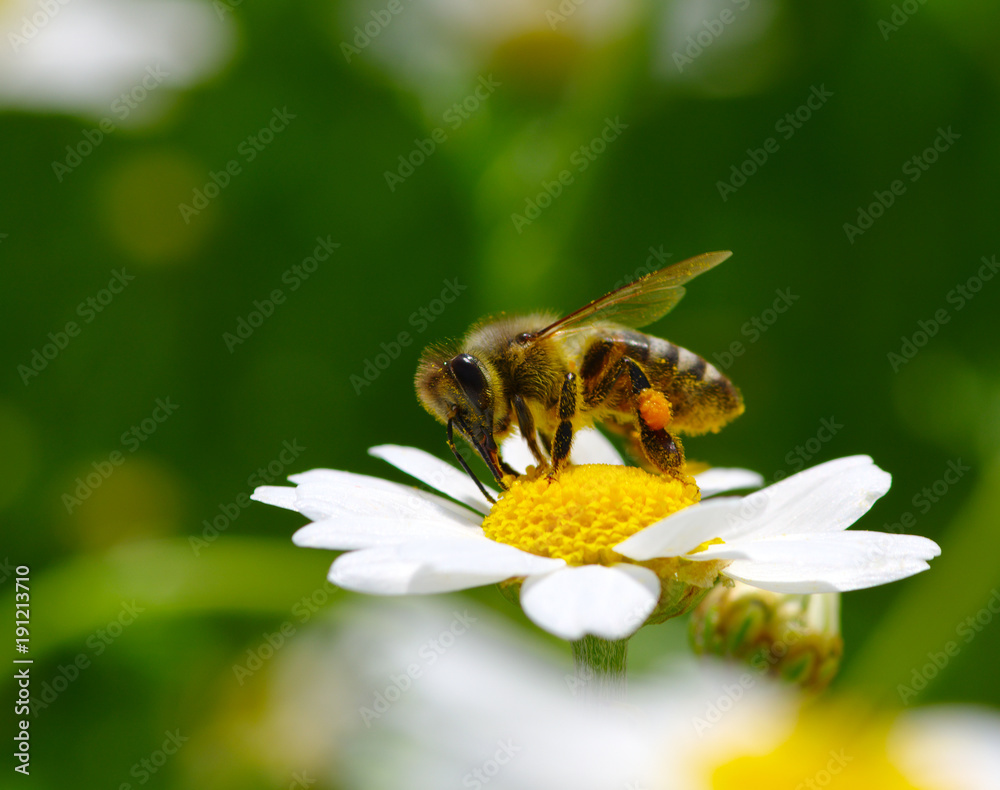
<box><xmin>645</xmin><ymin>574</ymin><xmax>718</xmax><ymax>625</ymax></box>
<box><xmin>496</xmin><ymin>577</ymin><xmax>522</xmax><ymax>607</ymax></box>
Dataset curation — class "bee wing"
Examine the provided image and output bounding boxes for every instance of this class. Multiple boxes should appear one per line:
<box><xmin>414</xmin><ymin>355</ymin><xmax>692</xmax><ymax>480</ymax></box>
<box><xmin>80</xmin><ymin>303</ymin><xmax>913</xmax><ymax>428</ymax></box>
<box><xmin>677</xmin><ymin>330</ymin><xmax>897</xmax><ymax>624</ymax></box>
<box><xmin>535</xmin><ymin>251</ymin><xmax>732</xmax><ymax>339</ymax></box>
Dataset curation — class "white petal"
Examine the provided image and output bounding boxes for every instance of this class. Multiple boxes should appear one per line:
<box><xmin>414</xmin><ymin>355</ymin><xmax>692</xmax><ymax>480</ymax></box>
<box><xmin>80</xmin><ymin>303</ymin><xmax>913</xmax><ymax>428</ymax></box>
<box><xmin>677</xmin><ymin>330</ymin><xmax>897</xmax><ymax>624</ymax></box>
<box><xmin>891</xmin><ymin>707</ymin><xmax>1000</xmax><ymax>790</ymax></box>
<box><xmin>289</xmin><ymin>467</ymin><xmax>410</xmax><ymax>496</ymax></box>
<box><xmin>329</xmin><ymin>538</ymin><xmax>565</xmax><ymax>594</ymax></box>
<box><xmin>713</xmin><ymin>531</ymin><xmax>941</xmax><ymax>593</ymax></box>
<box><xmin>370</xmin><ymin>445</ymin><xmax>496</xmax><ymax>514</ymax></box>
<box><xmin>275</xmin><ymin>469</ymin><xmax>481</xmax><ymax>525</ymax></box>
<box><xmin>615</xmin><ymin>459</ymin><xmax>891</xmax><ymax>562</ymax></box>
<box><xmin>499</xmin><ymin>427</ymin><xmax>538</xmax><ymax>475</ymax></box>
<box><xmin>570</xmin><ymin>428</ymin><xmax>625</xmax><ymax>466</ymax></box>
<box><xmin>695</xmin><ymin>467</ymin><xmax>764</xmax><ymax>497</ymax></box>
<box><xmin>615</xmin><ymin>498</ymin><xmax>747</xmax><ymax>560</ymax></box>
<box><xmin>721</xmin><ymin>455</ymin><xmax>891</xmax><ymax>541</ymax></box>
<box><xmin>293</xmin><ymin>516</ymin><xmax>483</xmax><ymax>550</ymax></box>
<box><xmin>251</xmin><ymin>485</ymin><xmax>298</xmax><ymax>511</ymax></box>
<box><xmin>302</xmin><ymin>481</ymin><xmax>477</xmax><ymax>523</ymax></box>
<box><xmin>500</xmin><ymin>426</ymin><xmax>624</xmax><ymax>475</ymax></box>
<box><xmin>519</xmin><ymin>564</ymin><xmax>660</xmax><ymax>640</ymax></box>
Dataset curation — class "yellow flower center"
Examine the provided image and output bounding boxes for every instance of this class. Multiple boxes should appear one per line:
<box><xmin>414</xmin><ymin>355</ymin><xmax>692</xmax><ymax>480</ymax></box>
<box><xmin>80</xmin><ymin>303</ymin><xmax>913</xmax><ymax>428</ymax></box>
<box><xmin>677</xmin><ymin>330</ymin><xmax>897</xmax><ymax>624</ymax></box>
<box><xmin>482</xmin><ymin>464</ymin><xmax>700</xmax><ymax>566</ymax></box>
<box><xmin>710</xmin><ymin>707</ymin><xmax>924</xmax><ymax>790</ymax></box>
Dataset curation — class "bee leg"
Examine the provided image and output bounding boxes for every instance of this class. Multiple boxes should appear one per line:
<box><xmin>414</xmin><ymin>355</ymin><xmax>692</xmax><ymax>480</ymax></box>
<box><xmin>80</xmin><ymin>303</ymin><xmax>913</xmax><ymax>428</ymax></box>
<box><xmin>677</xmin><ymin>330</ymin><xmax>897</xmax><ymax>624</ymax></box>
<box><xmin>621</xmin><ymin>358</ymin><xmax>686</xmax><ymax>476</ymax></box>
<box><xmin>583</xmin><ymin>355</ymin><xmax>685</xmax><ymax>476</ymax></box>
<box><xmin>538</xmin><ymin>430</ymin><xmax>553</xmax><ymax>458</ymax></box>
<box><xmin>619</xmin><ymin>430</ymin><xmax>659</xmax><ymax>475</ymax></box>
<box><xmin>513</xmin><ymin>394</ymin><xmax>547</xmax><ymax>468</ymax></box>
<box><xmin>550</xmin><ymin>373</ymin><xmax>578</xmax><ymax>477</ymax></box>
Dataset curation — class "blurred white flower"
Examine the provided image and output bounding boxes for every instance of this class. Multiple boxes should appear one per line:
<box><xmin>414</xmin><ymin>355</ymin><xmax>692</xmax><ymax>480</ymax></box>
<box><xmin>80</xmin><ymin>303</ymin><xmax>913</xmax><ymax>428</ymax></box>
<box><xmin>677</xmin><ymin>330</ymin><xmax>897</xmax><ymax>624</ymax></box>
<box><xmin>254</xmin><ymin>429</ymin><xmax>939</xmax><ymax>642</ymax></box>
<box><xmin>653</xmin><ymin>0</ymin><xmax>789</xmax><ymax>97</ymax></box>
<box><xmin>336</xmin><ymin>0</ymin><xmax>643</xmax><ymax>110</ymax></box>
<box><xmin>0</xmin><ymin>0</ymin><xmax>235</xmax><ymax>120</ymax></box>
<box><xmin>331</xmin><ymin>601</ymin><xmax>1000</xmax><ymax>790</ymax></box>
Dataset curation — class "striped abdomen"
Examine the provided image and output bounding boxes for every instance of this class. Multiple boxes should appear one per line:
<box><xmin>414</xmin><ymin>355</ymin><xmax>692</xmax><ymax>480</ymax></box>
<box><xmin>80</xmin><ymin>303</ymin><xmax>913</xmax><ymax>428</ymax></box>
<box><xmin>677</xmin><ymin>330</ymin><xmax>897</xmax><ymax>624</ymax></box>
<box><xmin>578</xmin><ymin>328</ymin><xmax>743</xmax><ymax>436</ymax></box>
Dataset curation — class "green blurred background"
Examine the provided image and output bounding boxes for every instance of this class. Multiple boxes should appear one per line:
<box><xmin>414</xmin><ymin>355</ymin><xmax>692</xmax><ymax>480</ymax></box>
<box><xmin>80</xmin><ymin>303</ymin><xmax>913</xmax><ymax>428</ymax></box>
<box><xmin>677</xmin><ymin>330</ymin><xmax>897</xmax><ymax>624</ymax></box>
<box><xmin>2</xmin><ymin>0</ymin><xmax>1000</xmax><ymax>786</ymax></box>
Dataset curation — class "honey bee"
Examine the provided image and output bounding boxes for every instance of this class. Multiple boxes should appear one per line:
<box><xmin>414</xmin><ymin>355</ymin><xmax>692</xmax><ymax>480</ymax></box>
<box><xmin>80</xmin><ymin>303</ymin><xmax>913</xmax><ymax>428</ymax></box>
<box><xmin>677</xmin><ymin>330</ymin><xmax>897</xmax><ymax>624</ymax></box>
<box><xmin>416</xmin><ymin>251</ymin><xmax>744</xmax><ymax>502</ymax></box>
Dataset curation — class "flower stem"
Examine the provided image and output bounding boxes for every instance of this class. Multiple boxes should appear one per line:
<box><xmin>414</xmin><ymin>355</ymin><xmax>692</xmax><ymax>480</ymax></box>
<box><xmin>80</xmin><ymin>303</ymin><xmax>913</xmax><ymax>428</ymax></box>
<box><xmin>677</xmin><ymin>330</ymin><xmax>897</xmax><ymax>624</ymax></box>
<box><xmin>571</xmin><ymin>636</ymin><xmax>628</xmax><ymax>703</ymax></box>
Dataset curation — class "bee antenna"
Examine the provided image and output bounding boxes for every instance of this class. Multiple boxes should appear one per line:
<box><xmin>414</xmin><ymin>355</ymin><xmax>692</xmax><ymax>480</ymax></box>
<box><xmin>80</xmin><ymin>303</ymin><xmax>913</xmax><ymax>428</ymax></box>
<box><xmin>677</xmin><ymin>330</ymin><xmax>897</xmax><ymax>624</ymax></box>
<box><xmin>447</xmin><ymin>418</ymin><xmax>496</xmax><ymax>505</ymax></box>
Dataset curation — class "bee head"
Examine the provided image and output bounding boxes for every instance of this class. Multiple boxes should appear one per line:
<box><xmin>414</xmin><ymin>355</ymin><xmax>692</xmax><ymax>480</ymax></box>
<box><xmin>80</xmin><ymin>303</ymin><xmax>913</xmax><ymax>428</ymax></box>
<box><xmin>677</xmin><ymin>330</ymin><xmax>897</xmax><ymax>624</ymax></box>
<box><xmin>416</xmin><ymin>347</ymin><xmax>504</xmax><ymax>481</ymax></box>
<box><xmin>416</xmin><ymin>348</ymin><xmax>497</xmax><ymax>431</ymax></box>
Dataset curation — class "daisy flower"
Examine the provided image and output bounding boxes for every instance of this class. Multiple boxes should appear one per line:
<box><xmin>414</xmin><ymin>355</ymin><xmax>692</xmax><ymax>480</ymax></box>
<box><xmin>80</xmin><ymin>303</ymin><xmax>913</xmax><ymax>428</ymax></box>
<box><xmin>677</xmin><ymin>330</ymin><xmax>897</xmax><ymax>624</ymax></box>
<box><xmin>252</xmin><ymin>429</ymin><xmax>940</xmax><ymax>643</ymax></box>
<box><xmin>332</xmin><ymin>601</ymin><xmax>1000</xmax><ymax>790</ymax></box>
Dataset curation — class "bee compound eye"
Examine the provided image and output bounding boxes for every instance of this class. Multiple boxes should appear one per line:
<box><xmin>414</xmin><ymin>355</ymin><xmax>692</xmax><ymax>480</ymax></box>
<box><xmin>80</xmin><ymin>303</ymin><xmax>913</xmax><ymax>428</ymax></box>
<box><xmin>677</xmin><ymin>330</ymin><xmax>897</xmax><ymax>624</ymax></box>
<box><xmin>449</xmin><ymin>353</ymin><xmax>489</xmax><ymax>409</ymax></box>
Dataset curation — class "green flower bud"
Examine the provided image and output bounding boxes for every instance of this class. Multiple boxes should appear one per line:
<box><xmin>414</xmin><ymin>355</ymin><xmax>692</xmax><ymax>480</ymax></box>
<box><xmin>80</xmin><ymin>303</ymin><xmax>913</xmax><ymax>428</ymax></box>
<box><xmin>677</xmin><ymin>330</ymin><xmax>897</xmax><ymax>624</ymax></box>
<box><xmin>690</xmin><ymin>582</ymin><xmax>843</xmax><ymax>693</ymax></box>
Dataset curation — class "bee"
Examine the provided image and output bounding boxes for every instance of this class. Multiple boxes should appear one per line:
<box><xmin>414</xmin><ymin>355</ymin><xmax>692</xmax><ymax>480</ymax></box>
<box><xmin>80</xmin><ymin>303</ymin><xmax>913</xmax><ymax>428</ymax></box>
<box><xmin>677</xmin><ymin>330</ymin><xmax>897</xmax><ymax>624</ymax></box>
<box><xmin>415</xmin><ymin>251</ymin><xmax>744</xmax><ymax>502</ymax></box>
